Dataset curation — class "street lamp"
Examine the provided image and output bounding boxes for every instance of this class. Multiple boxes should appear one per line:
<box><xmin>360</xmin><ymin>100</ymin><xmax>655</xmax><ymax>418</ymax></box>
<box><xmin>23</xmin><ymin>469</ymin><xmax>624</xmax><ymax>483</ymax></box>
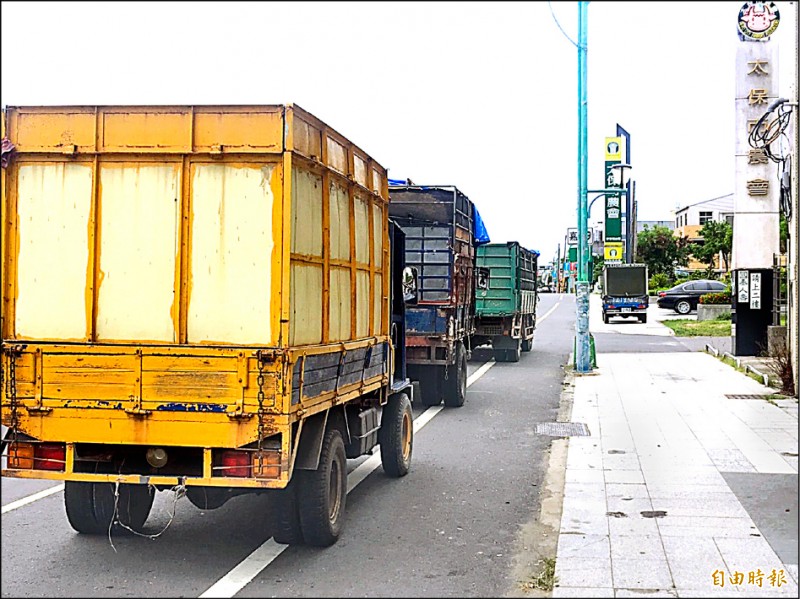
<box><xmin>610</xmin><ymin>163</ymin><xmax>632</xmax><ymax>189</ymax></box>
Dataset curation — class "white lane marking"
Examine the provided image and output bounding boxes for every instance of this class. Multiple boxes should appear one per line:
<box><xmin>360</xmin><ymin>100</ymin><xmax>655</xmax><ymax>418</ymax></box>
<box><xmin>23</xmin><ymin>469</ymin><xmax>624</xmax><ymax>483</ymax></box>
<box><xmin>1</xmin><ymin>483</ymin><xmax>65</xmax><ymax>514</ymax></box>
<box><xmin>201</xmin><ymin>360</ymin><xmax>497</xmax><ymax>598</ymax></box>
<box><xmin>537</xmin><ymin>300</ymin><xmax>560</xmax><ymax>324</ymax></box>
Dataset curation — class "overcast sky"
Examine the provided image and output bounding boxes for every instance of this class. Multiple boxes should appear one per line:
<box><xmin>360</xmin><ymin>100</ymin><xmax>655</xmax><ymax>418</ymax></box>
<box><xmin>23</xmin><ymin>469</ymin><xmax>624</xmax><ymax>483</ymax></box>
<box><xmin>2</xmin><ymin>1</ymin><xmax>797</xmax><ymax>264</ymax></box>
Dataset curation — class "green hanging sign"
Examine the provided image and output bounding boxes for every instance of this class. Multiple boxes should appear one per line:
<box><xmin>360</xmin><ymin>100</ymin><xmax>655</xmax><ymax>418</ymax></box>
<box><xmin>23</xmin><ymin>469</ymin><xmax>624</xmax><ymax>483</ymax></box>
<box><xmin>604</xmin><ymin>136</ymin><xmax>622</xmax><ymax>249</ymax></box>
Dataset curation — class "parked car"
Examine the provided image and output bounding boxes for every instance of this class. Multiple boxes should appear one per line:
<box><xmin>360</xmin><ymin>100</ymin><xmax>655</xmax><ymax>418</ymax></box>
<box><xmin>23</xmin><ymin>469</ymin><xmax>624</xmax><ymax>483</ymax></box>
<box><xmin>656</xmin><ymin>279</ymin><xmax>728</xmax><ymax>314</ymax></box>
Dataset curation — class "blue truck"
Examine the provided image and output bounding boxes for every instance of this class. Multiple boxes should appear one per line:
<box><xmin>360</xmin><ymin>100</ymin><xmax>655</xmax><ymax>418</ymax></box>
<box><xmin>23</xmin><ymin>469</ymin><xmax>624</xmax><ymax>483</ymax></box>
<box><xmin>601</xmin><ymin>263</ymin><xmax>649</xmax><ymax>324</ymax></box>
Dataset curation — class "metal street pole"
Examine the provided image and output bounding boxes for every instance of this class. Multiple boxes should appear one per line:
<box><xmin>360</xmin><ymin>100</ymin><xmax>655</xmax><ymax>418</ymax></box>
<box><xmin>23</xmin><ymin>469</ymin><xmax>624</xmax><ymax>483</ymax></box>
<box><xmin>616</xmin><ymin>124</ymin><xmax>632</xmax><ymax>263</ymax></box>
<box><xmin>575</xmin><ymin>0</ymin><xmax>591</xmax><ymax>373</ymax></box>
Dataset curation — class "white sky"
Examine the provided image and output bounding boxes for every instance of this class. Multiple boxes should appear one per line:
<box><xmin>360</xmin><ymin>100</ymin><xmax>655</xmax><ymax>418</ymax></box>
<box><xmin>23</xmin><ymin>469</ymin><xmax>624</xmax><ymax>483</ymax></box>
<box><xmin>1</xmin><ymin>1</ymin><xmax>796</xmax><ymax>264</ymax></box>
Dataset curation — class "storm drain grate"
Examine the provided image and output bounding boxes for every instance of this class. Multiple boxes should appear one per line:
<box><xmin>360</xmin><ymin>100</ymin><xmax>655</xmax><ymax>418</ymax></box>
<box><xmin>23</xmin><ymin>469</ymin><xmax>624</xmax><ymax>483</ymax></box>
<box><xmin>535</xmin><ymin>422</ymin><xmax>591</xmax><ymax>437</ymax></box>
<box><xmin>725</xmin><ymin>394</ymin><xmax>776</xmax><ymax>400</ymax></box>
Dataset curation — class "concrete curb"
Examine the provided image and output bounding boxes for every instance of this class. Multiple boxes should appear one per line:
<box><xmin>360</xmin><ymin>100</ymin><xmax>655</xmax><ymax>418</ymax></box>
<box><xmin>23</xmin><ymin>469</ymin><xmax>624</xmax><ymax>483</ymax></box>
<box><xmin>709</xmin><ymin>345</ymin><xmax>772</xmax><ymax>387</ymax></box>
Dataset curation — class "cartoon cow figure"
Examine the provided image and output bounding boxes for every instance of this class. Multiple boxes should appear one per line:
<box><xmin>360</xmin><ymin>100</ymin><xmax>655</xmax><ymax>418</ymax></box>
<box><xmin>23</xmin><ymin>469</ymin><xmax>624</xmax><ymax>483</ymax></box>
<box><xmin>740</xmin><ymin>2</ymin><xmax>778</xmax><ymax>33</ymax></box>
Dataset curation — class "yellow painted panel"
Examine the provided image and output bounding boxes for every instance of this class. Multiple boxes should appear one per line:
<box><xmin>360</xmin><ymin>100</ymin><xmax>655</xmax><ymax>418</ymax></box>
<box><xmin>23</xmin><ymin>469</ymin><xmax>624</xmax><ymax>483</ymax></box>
<box><xmin>291</xmin><ymin>167</ymin><xmax>322</xmax><ymax>257</ymax></box>
<box><xmin>13</xmin><ymin>410</ymin><xmax>260</xmax><ymax>448</ymax></box>
<box><xmin>372</xmin><ymin>203</ymin><xmax>384</xmax><ymax>267</ymax></box>
<box><xmin>15</xmin><ymin>163</ymin><xmax>93</xmax><ymax>340</ymax></box>
<box><xmin>188</xmin><ymin>164</ymin><xmax>274</xmax><ymax>344</ymax></box>
<box><xmin>13</xmin><ymin>110</ymin><xmax>96</xmax><ymax>152</ymax></box>
<box><xmin>290</xmin><ymin>263</ymin><xmax>322</xmax><ymax>345</ymax></box>
<box><xmin>327</xmin><ymin>136</ymin><xmax>347</xmax><ymax>175</ymax></box>
<box><xmin>142</xmin><ymin>370</ymin><xmax>239</xmax><ymax>393</ymax></box>
<box><xmin>97</xmin><ymin>164</ymin><xmax>180</xmax><ymax>342</ymax></box>
<box><xmin>356</xmin><ymin>270</ymin><xmax>369</xmax><ymax>338</ymax></box>
<box><xmin>373</xmin><ymin>274</ymin><xmax>383</xmax><ymax>334</ymax></box>
<box><xmin>292</xmin><ymin>117</ymin><xmax>322</xmax><ymax>159</ymax></box>
<box><xmin>354</xmin><ymin>155</ymin><xmax>368</xmax><ymax>188</ymax></box>
<box><xmin>142</xmin><ymin>355</ymin><xmax>237</xmax><ymax>372</ymax></box>
<box><xmin>101</xmin><ymin>110</ymin><xmax>190</xmax><ymax>151</ymax></box>
<box><xmin>193</xmin><ymin>110</ymin><xmax>282</xmax><ymax>152</ymax></box>
<box><xmin>354</xmin><ymin>194</ymin><xmax>369</xmax><ymax>264</ymax></box>
<box><xmin>329</xmin><ymin>180</ymin><xmax>350</xmax><ymax>261</ymax></box>
<box><xmin>329</xmin><ymin>267</ymin><xmax>351</xmax><ymax>342</ymax></box>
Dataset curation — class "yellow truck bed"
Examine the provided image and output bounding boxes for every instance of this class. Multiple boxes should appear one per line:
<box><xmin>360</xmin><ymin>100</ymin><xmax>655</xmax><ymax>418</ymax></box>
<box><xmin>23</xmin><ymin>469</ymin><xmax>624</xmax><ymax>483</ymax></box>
<box><xmin>1</xmin><ymin>104</ymin><xmax>392</xmax><ymax>489</ymax></box>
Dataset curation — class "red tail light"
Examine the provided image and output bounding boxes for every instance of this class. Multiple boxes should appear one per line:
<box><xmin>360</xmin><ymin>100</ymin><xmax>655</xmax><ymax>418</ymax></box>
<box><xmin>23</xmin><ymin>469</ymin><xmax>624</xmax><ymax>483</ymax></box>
<box><xmin>219</xmin><ymin>450</ymin><xmax>251</xmax><ymax>477</ymax></box>
<box><xmin>34</xmin><ymin>443</ymin><xmax>66</xmax><ymax>471</ymax></box>
<box><xmin>658</xmin><ymin>292</ymin><xmax>666</xmax><ymax>297</ymax></box>
<box><xmin>638</xmin><ymin>304</ymin><xmax>646</xmax><ymax>309</ymax></box>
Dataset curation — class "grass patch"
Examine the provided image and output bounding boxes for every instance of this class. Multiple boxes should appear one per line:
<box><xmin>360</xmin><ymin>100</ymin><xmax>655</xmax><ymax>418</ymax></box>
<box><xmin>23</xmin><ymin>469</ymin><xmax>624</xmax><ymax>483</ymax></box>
<box><xmin>662</xmin><ymin>319</ymin><xmax>731</xmax><ymax>337</ymax></box>
<box><xmin>520</xmin><ymin>557</ymin><xmax>558</xmax><ymax>592</ymax></box>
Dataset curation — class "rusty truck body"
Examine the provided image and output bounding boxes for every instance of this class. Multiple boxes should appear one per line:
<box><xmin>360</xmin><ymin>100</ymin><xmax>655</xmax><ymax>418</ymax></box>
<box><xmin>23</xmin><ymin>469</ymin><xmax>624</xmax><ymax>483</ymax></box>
<box><xmin>0</xmin><ymin>104</ymin><xmax>414</xmax><ymax>547</ymax></box>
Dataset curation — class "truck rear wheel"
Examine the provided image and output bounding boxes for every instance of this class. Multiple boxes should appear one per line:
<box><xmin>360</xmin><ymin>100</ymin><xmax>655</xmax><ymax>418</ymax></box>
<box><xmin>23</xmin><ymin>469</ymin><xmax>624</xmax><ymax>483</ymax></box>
<box><xmin>297</xmin><ymin>428</ymin><xmax>347</xmax><ymax>547</ymax></box>
<box><xmin>65</xmin><ymin>481</ymin><xmax>154</xmax><ymax>534</ymax></box>
<box><xmin>443</xmin><ymin>342</ymin><xmax>467</xmax><ymax>407</ymax></box>
<box><xmin>639</xmin><ymin>314</ymin><xmax>647</xmax><ymax>324</ymax></box>
<box><xmin>379</xmin><ymin>392</ymin><xmax>413</xmax><ymax>477</ymax></box>
<box><xmin>521</xmin><ymin>337</ymin><xmax>533</xmax><ymax>352</ymax></box>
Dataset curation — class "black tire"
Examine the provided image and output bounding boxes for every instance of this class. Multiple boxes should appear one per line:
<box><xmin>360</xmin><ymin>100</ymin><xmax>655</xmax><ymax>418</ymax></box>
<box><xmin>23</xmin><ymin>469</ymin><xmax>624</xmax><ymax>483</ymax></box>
<box><xmin>271</xmin><ymin>479</ymin><xmax>304</xmax><ymax>545</ymax></box>
<box><xmin>65</xmin><ymin>482</ymin><xmax>153</xmax><ymax>534</ymax></box>
<box><xmin>116</xmin><ymin>484</ymin><xmax>155</xmax><ymax>532</ymax></box>
<box><xmin>639</xmin><ymin>314</ymin><xmax>648</xmax><ymax>324</ymax></box>
<box><xmin>443</xmin><ymin>343</ymin><xmax>467</xmax><ymax>407</ymax></box>
<box><xmin>521</xmin><ymin>337</ymin><xmax>533</xmax><ymax>352</ymax></box>
<box><xmin>675</xmin><ymin>300</ymin><xmax>692</xmax><ymax>315</ymax></box>
<box><xmin>379</xmin><ymin>392</ymin><xmax>413</xmax><ymax>478</ymax></box>
<box><xmin>603</xmin><ymin>314</ymin><xmax>610</xmax><ymax>324</ymax></box>
<box><xmin>297</xmin><ymin>429</ymin><xmax>347</xmax><ymax>547</ymax></box>
<box><xmin>65</xmin><ymin>481</ymin><xmax>106</xmax><ymax>534</ymax></box>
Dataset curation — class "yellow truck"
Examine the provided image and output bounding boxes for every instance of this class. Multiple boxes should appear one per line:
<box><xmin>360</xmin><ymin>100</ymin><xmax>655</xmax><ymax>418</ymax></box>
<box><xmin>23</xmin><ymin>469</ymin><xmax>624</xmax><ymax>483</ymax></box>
<box><xmin>0</xmin><ymin>104</ymin><xmax>415</xmax><ymax>547</ymax></box>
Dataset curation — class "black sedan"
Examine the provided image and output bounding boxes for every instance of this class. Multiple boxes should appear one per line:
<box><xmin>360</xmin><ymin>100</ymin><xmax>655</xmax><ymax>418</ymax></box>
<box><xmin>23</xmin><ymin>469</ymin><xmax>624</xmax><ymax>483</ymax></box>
<box><xmin>656</xmin><ymin>279</ymin><xmax>728</xmax><ymax>314</ymax></box>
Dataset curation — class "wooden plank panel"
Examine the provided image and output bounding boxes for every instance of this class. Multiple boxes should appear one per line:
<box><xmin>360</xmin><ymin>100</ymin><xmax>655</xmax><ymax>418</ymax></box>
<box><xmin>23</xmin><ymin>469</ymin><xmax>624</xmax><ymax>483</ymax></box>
<box><xmin>193</xmin><ymin>109</ymin><xmax>283</xmax><ymax>152</ymax></box>
<box><xmin>101</xmin><ymin>109</ymin><xmax>190</xmax><ymax>152</ymax></box>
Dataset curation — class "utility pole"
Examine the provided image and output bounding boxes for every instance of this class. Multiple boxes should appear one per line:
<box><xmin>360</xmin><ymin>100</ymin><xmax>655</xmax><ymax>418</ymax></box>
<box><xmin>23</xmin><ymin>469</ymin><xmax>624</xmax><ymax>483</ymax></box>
<box><xmin>616</xmin><ymin>124</ymin><xmax>632</xmax><ymax>263</ymax></box>
<box><xmin>575</xmin><ymin>1</ymin><xmax>591</xmax><ymax>373</ymax></box>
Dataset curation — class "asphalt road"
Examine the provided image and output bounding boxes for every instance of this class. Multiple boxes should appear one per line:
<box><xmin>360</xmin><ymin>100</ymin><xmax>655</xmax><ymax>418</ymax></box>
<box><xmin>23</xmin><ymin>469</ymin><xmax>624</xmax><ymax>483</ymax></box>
<box><xmin>1</xmin><ymin>294</ymin><xmax>577</xmax><ymax>598</ymax></box>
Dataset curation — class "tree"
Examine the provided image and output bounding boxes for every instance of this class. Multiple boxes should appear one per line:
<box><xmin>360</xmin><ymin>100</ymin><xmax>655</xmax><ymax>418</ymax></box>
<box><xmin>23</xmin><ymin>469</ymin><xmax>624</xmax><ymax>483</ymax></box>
<box><xmin>635</xmin><ymin>225</ymin><xmax>690</xmax><ymax>279</ymax></box>
<box><xmin>780</xmin><ymin>213</ymin><xmax>788</xmax><ymax>253</ymax></box>
<box><xmin>693</xmin><ymin>220</ymin><xmax>733</xmax><ymax>273</ymax></box>
<box><xmin>592</xmin><ymin>254</ymin><xmax>604</xmax><ymax>285</ymax></box>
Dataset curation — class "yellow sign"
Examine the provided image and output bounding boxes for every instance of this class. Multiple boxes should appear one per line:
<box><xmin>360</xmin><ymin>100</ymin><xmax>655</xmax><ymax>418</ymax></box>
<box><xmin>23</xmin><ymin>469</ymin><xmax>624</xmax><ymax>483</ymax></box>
<box><xmin>604</xmin><ymin>242</ymin><xmax>623</xmax><ymax>261</ymax></box>
<box><xmin>604</xmin><ymin>136</ymin><xmax>622</xmax><ymax>161</ymax></box>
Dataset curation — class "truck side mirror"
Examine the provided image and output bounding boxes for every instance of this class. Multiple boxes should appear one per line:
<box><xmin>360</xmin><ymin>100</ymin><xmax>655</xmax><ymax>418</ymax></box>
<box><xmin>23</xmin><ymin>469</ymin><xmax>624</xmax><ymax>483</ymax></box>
<box><xmin>476</xmin><ymin>267</ymin><xmax>490</xmax><ymax>291</ymax></box>
<box><xmin>402</xmin><ymin>266</ymin><xmax>418</xmax><ymax>304</ymax></box>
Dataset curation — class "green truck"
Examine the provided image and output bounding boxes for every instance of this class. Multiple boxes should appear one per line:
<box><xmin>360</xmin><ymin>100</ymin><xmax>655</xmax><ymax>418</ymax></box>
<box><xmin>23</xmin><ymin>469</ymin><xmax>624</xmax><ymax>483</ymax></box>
<box><xmin>470</xmin><ymin>242</ymin><xmax>539</xmax><ymax>362</ymax></box>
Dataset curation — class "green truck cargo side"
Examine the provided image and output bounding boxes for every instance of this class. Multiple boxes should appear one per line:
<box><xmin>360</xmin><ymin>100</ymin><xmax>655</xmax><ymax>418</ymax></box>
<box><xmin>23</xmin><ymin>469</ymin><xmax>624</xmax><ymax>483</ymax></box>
<box><xmin>471</xmin><ymin>242</ymin><xmax>539</xmax><ymax>362</ymax></box>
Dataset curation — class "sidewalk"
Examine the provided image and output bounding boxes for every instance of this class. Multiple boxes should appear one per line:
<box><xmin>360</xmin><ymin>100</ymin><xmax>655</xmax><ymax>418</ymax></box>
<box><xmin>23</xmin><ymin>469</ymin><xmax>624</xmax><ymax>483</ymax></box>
<box><xmin>551</xmin><ymin>303</ymin><xmax>798</xmax><ymax>597</ymax></box>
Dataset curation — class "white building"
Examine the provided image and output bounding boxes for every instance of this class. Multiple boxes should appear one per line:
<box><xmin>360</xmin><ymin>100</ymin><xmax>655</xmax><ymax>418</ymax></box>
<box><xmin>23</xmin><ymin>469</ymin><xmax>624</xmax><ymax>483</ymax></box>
<box><xmin>673</xmin><ymin>194</ymin><xmax>735</xmax><ymax>272</ymax></box>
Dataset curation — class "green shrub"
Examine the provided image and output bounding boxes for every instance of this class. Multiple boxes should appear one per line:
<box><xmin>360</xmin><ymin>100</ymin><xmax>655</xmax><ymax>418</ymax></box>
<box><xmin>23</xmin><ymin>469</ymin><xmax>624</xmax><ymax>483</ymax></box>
<box><xmin>699</xmin><ymin>291</ymin><xmax>731</xmax><ymax>305</ymax></box>
<box><xmin>649</xmin><ymin>273</ymin><xmax>672</xmax><ymax>290</ymax></box>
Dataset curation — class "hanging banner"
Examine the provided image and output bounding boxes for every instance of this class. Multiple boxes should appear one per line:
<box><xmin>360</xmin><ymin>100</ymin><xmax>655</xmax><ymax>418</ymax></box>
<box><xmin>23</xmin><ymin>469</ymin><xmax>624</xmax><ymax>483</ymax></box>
<box><xmin>604</xmin><ymin>137</ymin><xmax>622</xmax><ymax>243</ymax></box>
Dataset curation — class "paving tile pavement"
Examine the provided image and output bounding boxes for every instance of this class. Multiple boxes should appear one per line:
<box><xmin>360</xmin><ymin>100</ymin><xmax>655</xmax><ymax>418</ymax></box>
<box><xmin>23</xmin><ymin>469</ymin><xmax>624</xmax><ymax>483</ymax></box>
<box><xmin>553</xmin><ymin>351</ymin><xmax>799</xmax><ymax>598</ymax></box>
